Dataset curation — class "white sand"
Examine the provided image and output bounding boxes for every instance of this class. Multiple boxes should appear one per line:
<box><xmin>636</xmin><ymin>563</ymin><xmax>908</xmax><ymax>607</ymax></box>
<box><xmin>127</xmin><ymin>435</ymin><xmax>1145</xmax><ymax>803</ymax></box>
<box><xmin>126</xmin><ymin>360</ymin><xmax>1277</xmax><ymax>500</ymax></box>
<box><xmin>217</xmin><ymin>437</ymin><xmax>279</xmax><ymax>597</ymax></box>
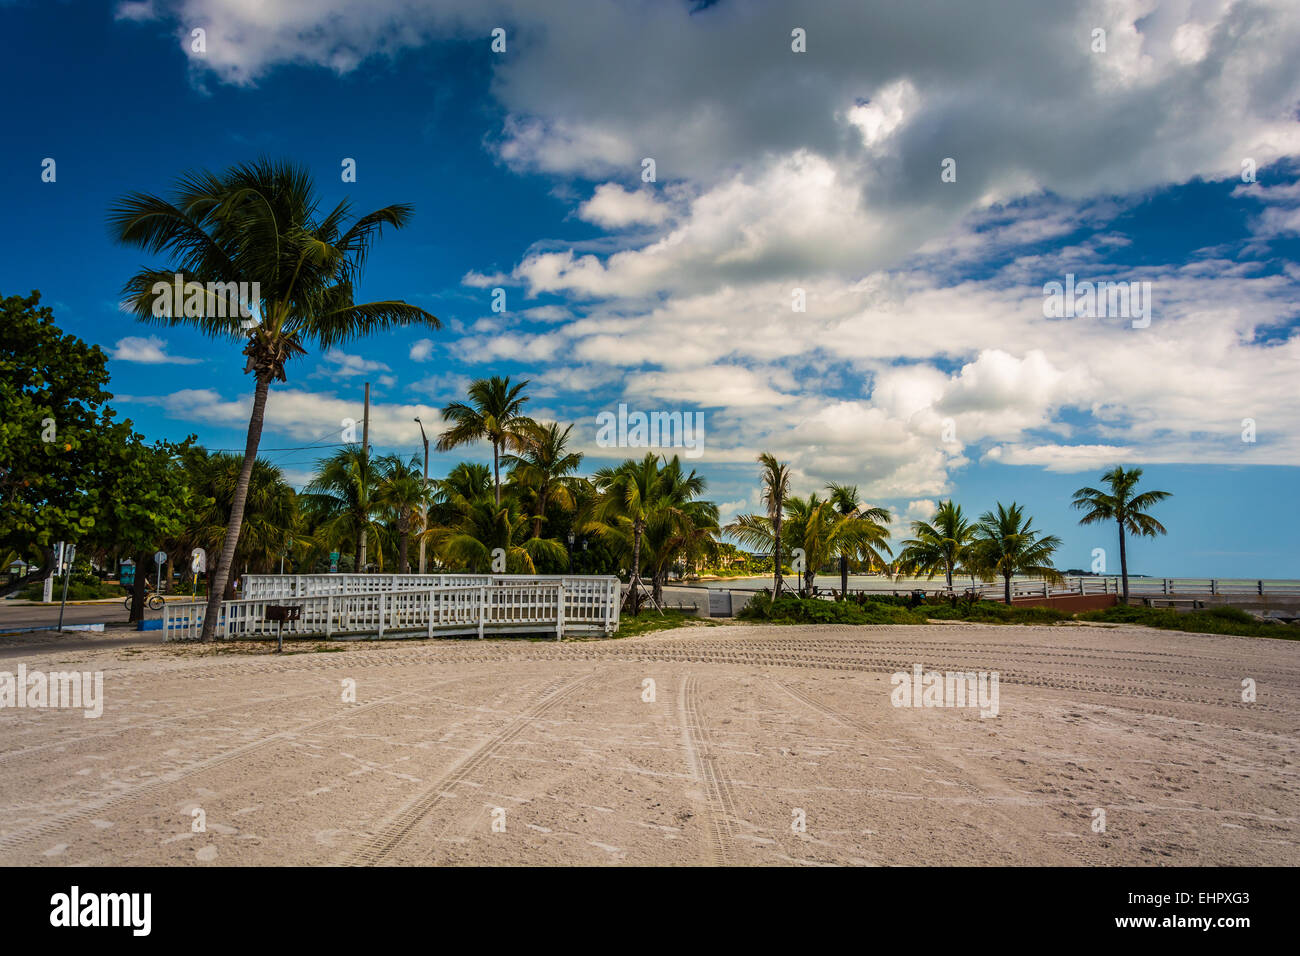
<box><xmin>1</xmin><ymin>621</ymin><xmax>1297</xmax><ymax>866</ymax></box>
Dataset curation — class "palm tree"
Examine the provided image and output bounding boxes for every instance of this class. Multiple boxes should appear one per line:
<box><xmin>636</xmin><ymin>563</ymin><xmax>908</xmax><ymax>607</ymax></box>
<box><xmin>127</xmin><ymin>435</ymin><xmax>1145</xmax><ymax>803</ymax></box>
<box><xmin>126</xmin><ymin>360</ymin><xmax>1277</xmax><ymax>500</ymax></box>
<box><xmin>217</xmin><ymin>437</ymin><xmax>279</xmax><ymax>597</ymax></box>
<box><xmin>897</xmin><ymin>500</ymin><xmax>975</xmax><ymax>591</ymax></box>
<box><xmin>436</xmin><ymin>376</ymin><xmax>536</xmax><ymax>506</ymax></box>
<box><xmin>302</xmin><ymin>446</ymin><xmax>384</xmax><ymax>571</ymax></box>
<box><xmin>374</xmin><ymin>454</ymin><xmax>429</xmax><ymax>574</ymax></box>
<box><xmin>503</xmin><ymin>421</ymin><xmax>583</xmax><ymax>538</ymax></box>
<box><xmin>758</xmin><ymin>453</ymin><xmax>791</xmax><ymax>597</ymax></box>
<box><xmin>970</xmin><ymin>502</ymin><xmax>1063</xmax><ymax>605</ymax></box>
<box><xmin>430</xmin><ymin>496</ymin><xmax>564</xmax><ymax>573</ymax></box>
<box><xmin>825</xmin><ymin>483</ymin><xmax>892</xmax><ymax>599</ymax></box>
<box><xmin>1071</xmin><ymin>466</ymin><xmax>1172</xmax><ymax>604</ymax></box>
<box><xmin>183</xmin><ymin>450</ymin><xmax>302</xmax><ymax>596</ymax></box>
<box><xmin>590</xmin><ymin>453</ymin><xmax>702</xmax><ymax>610</ymax></box>
<box><xmin>110</xmin><ymin>159</ymin><xmax>439</xmax><ymax>639</ymax></box>
<box><xmin>639</xmin><ymin>457</ymin><xmax>719</xmax><ymax>604</ymax></box>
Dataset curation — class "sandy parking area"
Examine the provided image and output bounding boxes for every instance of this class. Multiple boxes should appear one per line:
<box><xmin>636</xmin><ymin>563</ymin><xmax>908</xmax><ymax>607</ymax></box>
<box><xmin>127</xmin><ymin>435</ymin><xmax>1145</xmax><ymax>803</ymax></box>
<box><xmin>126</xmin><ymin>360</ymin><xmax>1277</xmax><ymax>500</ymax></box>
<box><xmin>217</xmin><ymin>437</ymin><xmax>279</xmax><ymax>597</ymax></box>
<box><xmin>1</xmin><ymin>621</ymin><xmax>1297</xmax><ymax>866</ymax></box>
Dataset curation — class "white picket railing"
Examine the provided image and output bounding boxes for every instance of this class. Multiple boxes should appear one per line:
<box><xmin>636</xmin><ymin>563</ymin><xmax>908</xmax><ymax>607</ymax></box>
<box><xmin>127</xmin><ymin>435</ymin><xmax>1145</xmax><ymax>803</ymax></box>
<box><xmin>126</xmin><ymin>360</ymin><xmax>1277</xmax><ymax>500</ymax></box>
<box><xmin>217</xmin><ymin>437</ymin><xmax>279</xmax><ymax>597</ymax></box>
<box><xmin>164</xmin><ymin>576</ymin><xmax>621</xmax><ymax>642</ymax></box>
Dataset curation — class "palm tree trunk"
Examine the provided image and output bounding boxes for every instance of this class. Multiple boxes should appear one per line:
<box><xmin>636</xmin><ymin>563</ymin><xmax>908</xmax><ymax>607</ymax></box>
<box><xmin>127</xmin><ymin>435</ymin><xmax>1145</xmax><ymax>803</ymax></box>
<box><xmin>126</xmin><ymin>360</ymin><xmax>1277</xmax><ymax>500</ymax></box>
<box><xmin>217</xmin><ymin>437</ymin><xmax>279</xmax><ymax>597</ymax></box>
<box><xmin>493</xmin><ymin>441</ymin><xmax>501</xmax><ymax>506</ymax></box>
<box><xmin>839</xmin><ymin>555</ymin><xmax>848</xmax><ymax>600</ymax></box>
<box><xmin>945</xmin><ymin>559</ymin><xmax>953</xmax><ymax>591</ymax></box>
<box><xmin>629</xmin><ymin>522</ymin><xmax>643</xmax><ymax>611</ymax></box>
<box><xmin>1118</xmin><ymin>518</ymin><xmax>1129</xmax><ymax>606</ymax></box>
<box><xmin>1003</xmin><ymin>571</ymin><xmax>1012</xmax><ymax>605</ymax></box>
<box><xmin>198</xmin><ymin>373</ymin><xmax>271</xmax><ymax>642</ymax></box>
<box><xmin>129</xmin><ymin>549</ymin><xmax>146</xmax><ymax>623</ymax></box>
<box><xmin>773</xmin><ymin>514</ymin><xmax>783</xmax><ymax>598</ymax></box>
<box><xmin>398</xmin><ymin>520</ymin><xmax>410</xmax><ymax>575</ymax></box>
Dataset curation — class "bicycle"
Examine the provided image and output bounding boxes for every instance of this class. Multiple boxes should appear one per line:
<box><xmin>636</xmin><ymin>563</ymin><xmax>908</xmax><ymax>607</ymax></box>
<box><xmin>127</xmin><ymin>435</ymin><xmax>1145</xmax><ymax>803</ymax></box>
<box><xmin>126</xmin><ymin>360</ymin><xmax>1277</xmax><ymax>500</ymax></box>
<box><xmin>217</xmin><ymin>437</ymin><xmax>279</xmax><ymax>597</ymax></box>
<box><xmin>123</xmin><ymin>587</ymin><xmax>165</xmax><ymax>611</ymax></box>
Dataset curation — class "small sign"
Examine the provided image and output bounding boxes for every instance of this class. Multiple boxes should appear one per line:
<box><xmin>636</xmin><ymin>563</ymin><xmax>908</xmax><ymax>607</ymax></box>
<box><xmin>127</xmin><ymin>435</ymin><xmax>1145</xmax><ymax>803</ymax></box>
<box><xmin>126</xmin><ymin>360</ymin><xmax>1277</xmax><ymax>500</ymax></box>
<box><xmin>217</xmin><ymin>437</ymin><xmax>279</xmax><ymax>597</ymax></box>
<box><xmin>330</xmin><ymin>551</ymin><xmax>339</xmax><ymax>574</ymax></box>
<box><xmin>191</xmin><ymin>548</ymin><xmax>206</xmax><ymax>573</ymax></box>
<box><xmin>154</xmin><ymin>551</ymin><xmax>167</xmax><ymax>566</ymax></box>
<box><xmin>63</xmin><ymin>544</ymin><xmax>76</xmax><ymax>573</ymax></box>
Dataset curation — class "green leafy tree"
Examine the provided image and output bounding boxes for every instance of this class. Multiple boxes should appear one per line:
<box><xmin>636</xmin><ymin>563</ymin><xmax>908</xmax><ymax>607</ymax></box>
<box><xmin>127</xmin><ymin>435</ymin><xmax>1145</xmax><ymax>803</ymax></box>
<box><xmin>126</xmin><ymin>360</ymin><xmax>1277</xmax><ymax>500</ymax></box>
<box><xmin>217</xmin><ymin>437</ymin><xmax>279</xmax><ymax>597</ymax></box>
<box><xmin>302</xmin><ymin>446</ymin><xmax>383</xmax><ymax>571</ymax></box>
<box><xmin>0</xmin><ymin>292</ymin><xmax>109</xmax><ymax>578</ymax></box>
<box><xmin>1071</xmin><ymin>466</ymin><xmax>1172</xmax><ymax>604</ymax></box>
<box><xmin>110</xmin><ymin>158</ymin><xmax>439</xmax><ymax>639</ymax></box>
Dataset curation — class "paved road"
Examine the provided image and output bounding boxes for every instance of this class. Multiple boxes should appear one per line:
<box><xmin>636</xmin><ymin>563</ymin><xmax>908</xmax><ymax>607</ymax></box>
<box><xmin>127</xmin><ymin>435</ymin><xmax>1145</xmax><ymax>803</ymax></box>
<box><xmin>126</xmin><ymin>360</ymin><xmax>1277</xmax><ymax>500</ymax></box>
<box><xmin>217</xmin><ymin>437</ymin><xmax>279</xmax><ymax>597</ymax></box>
<box><xmin>0</xmin><ymin>600</ymin><xmax>160</xmax><ymax>632</ymax></box>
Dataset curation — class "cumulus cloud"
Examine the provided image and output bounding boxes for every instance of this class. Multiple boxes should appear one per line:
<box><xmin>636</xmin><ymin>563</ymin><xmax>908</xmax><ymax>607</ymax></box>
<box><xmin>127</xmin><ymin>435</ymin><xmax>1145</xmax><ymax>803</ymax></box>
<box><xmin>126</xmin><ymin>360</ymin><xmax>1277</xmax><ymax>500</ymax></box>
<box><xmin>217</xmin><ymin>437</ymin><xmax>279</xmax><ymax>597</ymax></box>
<box><xmin>110</xmin><ymin>335</ymin><xmax>201</xmax><ymax>365</ymax></box>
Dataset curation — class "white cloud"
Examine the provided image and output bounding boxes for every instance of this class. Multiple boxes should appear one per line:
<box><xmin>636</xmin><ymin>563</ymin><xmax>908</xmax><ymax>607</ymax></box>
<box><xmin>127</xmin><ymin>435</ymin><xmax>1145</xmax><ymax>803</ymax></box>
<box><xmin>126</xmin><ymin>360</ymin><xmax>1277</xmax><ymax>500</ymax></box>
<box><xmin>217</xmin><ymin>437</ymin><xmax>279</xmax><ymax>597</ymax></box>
<box><xmin>578</xmin><ymin>184</ymin><xmax>671</xmax><ymax>229</ymax></box>
<box><xmin>110</xmin><ymin>335</ymin><xmax>201</xmax><ymax>365</ymax></box>
<box><xmin>408</xmin><ymin>338</ymin><xmax>435</xmax><ymax>361</ymax></box>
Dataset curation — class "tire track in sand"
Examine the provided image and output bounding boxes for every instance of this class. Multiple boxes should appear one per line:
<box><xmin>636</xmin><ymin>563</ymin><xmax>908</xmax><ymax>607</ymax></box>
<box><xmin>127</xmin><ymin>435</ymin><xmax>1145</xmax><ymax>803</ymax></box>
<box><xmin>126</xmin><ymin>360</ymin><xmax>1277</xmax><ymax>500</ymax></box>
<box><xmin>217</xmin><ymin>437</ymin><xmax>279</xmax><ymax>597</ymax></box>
<box><xmin>678</xmin><ymin>674</ymin><xmax>740</xmax><ymax>865</ymax></box>
<box><xmin>342</xmin><ymin>671</ymin><xmax>598</xmax><ymax>866</ymax></box>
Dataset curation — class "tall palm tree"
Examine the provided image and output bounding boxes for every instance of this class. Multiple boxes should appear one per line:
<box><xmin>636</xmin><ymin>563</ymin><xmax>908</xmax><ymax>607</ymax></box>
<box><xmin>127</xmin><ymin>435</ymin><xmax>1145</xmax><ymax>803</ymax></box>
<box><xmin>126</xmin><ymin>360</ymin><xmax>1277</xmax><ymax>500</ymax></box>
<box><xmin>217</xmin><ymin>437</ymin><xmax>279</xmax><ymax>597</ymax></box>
<box><xmin>757</xmin><ymin>453</ymin><xmax>791</xmax><ymax>597</ymax></box>
<box><xmin>302</xmin><ymin>446</ymin><xmax>384</xmax><ymax>571</ymax></box>
<box><xmin>970</xmin><ymin>502</ymin><xmax>1063</xmax><ymax>605</ymax></box>
<box><xmin>1071</xmin><ymin>466</ymin><xmax>1172</xmax><ymax>604</ymax></box>
<box><xmin>825</xmin><ymin>483</ymin><xmax>892</xmax><ymax>599</ymax></box>
<box><xmin>590</xmin><ymin>453</ymin><xmax>704</xmax><ymax>610</ymax></box>
<box><xmin>110</xmin><ymin>159</ymin><xmax>439</xmax><ymax>639</ymax></box>
<box><xmin>897</xmin><ymin>499</ymin><xmax>974</xmax><ymax>591</ymax></box>
<box><xmin>373</xmin><ymin>454</ymin><xmax>429</xmax><ymax>574</ymax></box>
<box><xmin>436</xmin><ymin>376</ymin><xmax>536</xmax><ymax>506</ymax></box>
<box><xmin>503</xmin><ymin>421</ymin><xmax>583</xmax><ymax>538</ymax></box>
<box><xmin>639</xmin><ymin>457</ymin><xmax>719</xmax><ymax>604</ymax></box>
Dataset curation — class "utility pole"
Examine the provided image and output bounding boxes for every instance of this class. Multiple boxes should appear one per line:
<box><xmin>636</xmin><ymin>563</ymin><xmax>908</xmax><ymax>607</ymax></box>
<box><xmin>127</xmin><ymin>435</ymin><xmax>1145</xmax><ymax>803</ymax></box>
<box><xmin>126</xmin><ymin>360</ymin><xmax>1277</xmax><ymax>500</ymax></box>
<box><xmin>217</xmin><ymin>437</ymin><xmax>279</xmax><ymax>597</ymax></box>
<box><xmin>415</xmin><ymin>416</ymin><xmax>430</xmax><ymax>574</ymax></box>
<box><xmin>359</xmin><ymin>381</ymin><xmax>370</xmax><ymax>573</ymax></box>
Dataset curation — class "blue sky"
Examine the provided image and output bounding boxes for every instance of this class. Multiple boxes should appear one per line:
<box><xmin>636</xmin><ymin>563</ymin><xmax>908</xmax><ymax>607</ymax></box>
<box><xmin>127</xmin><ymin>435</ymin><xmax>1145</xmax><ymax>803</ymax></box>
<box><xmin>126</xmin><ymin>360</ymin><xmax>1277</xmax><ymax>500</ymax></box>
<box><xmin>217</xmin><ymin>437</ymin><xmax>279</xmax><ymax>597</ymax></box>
<box><xmin>3</xmin><ymin>0</ymin><xmax>1299</xmax><ymax>577</ymax></box>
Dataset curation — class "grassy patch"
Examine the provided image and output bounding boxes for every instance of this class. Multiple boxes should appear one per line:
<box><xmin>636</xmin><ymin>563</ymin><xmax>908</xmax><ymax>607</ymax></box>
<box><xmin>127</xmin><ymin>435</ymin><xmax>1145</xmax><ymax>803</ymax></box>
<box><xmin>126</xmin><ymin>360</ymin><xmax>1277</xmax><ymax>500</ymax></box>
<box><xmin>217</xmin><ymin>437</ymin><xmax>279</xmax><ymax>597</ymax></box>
<box><xmin>615</xmin><ymin>609</ymin><xmax>709</xmax><ymax>637</ymax></box>
<box><xmin>1077</xmin><ymin>604</ymin><xmax>1299</xmax><ymax>639</ymax></box>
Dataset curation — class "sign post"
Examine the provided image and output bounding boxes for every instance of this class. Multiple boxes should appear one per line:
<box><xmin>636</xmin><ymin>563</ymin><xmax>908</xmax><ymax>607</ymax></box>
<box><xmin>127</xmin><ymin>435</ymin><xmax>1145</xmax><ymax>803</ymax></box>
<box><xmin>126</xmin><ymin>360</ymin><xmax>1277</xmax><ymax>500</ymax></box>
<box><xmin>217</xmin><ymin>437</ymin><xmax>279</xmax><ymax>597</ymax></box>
<box><xmin>191</xmin><ymin>548</ymin><xmax>206</xmax><ymax>596</ymax></box>
<box><xmin>56</xmin><ymin>543</ymin><xmax>75</xmax><ymax>632</ymax></box>
<box><xmin>154</xmin><ymin>550</ymin><xmax>167</xmax><ymax>595</ymax></box>
<box><xmin>329</xmin><ymin>551</ymin><xmax>340</xmax><ymax>574</ymax></box>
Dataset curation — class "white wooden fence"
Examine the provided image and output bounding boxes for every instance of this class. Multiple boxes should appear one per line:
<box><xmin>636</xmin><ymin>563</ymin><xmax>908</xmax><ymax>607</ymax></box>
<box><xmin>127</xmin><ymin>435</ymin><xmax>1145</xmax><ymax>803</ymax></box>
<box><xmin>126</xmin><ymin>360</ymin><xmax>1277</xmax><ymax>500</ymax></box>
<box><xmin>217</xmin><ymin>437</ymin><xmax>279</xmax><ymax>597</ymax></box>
<box><xmin>164</xmin><ymin>576</ymin><xmax>621</xmax><ymax>642</ymax></box>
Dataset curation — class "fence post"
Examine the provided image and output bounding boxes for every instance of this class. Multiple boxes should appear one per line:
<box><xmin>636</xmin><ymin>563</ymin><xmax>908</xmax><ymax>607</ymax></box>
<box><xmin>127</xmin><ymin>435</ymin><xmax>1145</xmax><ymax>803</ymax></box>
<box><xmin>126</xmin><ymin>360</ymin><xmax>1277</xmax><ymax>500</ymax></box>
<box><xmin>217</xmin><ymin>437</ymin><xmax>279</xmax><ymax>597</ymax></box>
<box><xmin>427</xmin><ymin>589</ymin><xmax>435</xmax><ymax>639</ymax></box>
<box><xmin>377</xmin><ymin>591</ymin><xmax>385</xmax><ymax>639</ymax></box>
<box><xmin>556</xmin><ymin>581</ymin><xmax>566</xmax><ymax>641</ymax></box>
<box><xmin>326</xmin><ymin>594</ymin><xmax>334</xmax><ymax>639</ymax></box>
<box><xmin>478</xmin><ymin>586</ymin><xmax>487</xmax><ymax>639</ymax></box>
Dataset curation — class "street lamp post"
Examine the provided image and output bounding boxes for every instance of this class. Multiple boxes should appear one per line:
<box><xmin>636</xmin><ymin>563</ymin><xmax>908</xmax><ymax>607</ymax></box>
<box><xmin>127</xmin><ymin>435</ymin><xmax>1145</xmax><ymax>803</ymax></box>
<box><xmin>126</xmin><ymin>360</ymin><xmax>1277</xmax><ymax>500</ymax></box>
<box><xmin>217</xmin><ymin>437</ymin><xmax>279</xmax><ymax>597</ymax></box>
<box><xmin>414</xmin><ymin>417</ymin><xmax>430</xmax><ymax>575</ymax></box>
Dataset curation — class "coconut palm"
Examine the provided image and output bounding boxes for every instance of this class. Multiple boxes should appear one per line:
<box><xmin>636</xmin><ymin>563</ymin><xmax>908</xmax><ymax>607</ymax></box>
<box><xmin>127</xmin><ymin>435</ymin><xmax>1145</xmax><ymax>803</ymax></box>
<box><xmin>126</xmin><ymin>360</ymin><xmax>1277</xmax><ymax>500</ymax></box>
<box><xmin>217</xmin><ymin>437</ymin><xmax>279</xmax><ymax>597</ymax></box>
<box><xmin>503</xmin><ymin>421</ymin><xmax>583</xmax><ymax>538</ymax></box>
<box><xmin>825</xmin><ymin>483</ymin><xmax>892</xmax><ymax>599</ymax></box>
<box><xmin>1071</xmin><ymin>466</ymin><xmax>1171</xmax><ymax>604</ymax></box>
<box><xmin>373</xmin><ymin>454</ymin><xmax>429</xmax><ymax>574</ymax></box>
<box><xmin>757</xmin><ymin>453</ymin><xmax>791</xmax><ymax>597</ymax></box>
<box><xmin>970</xmin><ymin>502</ymin><xmax>1063</xmax><ymax>605</ymax></box>
<box><xmin>589</xmin><ymin>453</ymin><xmax>705</xmax><ymax>610</ymax></box>
<box><xmin>301</xmin><ymin>446</ymin><xmax>384</xmax><ymax>571</ymax></box>
<box><xmin>430</xmin><ymin>496</ymin><xmax>564</xmax><ymax>573</ymax></box>
<box><xmin>897</xmin><ymin>499</ymin><xmax>975</xmax><ymax>591</ymax></box>
<box><xmin>638</xmin><ymin>457</ymin><xmax>719</xmax><ymax>604</ymax></box>
<box><xmin>184</xmin><ymin>450</ymin><xmax>302</xmax><ymax>596</ymax></box>
<box><xmin>436</xmin><ymin>376</ymin><xmax>536</xmax><ymax>506</ymax></box>
<box><xmin>110</xmin><ymin>159</ymin><xmax>439</xmax><ymax>639</ymax></box>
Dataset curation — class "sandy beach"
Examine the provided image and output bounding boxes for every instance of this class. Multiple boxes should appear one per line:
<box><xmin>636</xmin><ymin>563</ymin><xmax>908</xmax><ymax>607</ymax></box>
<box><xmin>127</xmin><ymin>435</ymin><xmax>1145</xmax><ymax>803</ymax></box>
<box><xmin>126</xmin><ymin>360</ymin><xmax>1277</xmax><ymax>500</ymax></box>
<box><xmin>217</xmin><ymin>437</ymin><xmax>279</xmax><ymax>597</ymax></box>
<box><xmin>1</xmin><ymin>622</ymin><xmax>1296</xmax><ymax>866</ymax></box>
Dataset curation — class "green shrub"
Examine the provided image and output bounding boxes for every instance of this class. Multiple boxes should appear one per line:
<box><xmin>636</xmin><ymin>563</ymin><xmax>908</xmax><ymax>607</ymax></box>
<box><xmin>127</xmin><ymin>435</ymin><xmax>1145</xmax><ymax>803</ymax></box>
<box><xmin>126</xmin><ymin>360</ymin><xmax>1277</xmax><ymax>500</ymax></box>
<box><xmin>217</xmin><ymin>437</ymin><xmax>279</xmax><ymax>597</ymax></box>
<box><xmin>1077</xmin><ymin>604</ymin><xmax>1297</xmax><ymax>639</ymax></box>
